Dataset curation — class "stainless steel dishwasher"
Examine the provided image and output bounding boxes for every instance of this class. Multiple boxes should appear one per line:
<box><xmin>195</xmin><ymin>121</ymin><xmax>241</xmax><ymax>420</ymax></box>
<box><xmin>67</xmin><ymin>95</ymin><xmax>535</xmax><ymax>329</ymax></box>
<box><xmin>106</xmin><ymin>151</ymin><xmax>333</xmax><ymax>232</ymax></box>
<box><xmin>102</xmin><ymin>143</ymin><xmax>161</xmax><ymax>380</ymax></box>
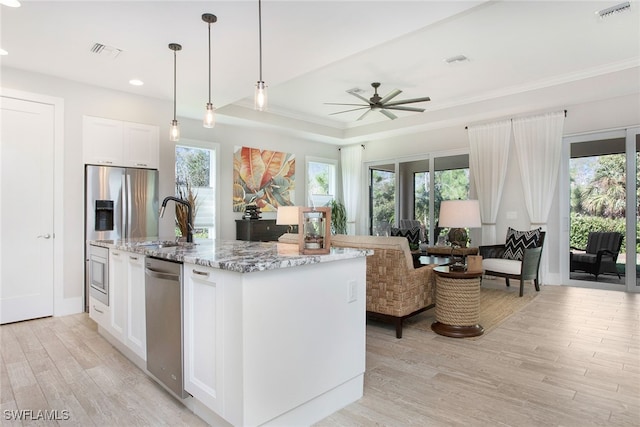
<box><xmin>144</xmin><ymin>257</ymin><xmax>187</xmax><ymax>398</ymax></box>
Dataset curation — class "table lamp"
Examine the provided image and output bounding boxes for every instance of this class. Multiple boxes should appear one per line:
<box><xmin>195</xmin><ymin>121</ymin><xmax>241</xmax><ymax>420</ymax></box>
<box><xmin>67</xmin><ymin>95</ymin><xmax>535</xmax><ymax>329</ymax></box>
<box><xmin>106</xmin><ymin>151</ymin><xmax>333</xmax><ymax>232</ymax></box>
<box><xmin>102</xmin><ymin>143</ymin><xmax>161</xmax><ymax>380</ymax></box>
<box><xmin>276</xmin><ymin>206</ymin><xmax>299</xmax><ymax>233</ymax></box>
<box><xmin>438</xmin><ymin>199</ymin><xmax>481</xmax><ymax>270</ymax></box>
<box><xmin>438</xmin><ymin>200</ymin><xmax>481</xmax><ymax>247</ymax></box>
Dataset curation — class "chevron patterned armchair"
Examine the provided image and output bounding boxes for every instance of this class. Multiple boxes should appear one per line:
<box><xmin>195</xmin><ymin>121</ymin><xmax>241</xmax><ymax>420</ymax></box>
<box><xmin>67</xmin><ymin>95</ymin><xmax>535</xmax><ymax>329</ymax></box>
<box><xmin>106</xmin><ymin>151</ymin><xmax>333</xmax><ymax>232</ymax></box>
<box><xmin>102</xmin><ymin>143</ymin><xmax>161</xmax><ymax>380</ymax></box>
<box><xmin>479</xmin><ymin>228</ymin><xmax>546</xmax><ymax>297</ymax></box>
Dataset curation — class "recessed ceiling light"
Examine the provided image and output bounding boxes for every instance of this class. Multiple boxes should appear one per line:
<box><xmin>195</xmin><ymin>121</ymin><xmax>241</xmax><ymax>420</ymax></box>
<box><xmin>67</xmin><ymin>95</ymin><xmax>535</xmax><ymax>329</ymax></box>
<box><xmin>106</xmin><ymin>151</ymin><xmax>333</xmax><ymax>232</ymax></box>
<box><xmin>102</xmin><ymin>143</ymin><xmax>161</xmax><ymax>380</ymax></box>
<box><xmin>0</xmin><ymin>48</ymin><xmax>8</xmax><ymax>56</ymax></box>
<box><xmin>129</xmin><ymin>79</ymin><xmax>144</xmax><ymax>86</ymax></box>
<box><xmin>0</xmin><ymin>0</ymin><xmax>21</xmax><ymax>7</ymax></box>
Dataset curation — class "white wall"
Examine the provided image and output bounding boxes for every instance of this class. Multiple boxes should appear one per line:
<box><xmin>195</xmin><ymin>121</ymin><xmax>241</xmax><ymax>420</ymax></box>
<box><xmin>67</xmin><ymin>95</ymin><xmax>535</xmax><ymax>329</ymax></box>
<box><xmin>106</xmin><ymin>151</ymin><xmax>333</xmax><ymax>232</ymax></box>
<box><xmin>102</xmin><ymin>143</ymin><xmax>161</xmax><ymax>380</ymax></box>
<box><xmin>1</xmin><ymin>67</ymin><xmax>339</xmax><ymax>308</ymax></box>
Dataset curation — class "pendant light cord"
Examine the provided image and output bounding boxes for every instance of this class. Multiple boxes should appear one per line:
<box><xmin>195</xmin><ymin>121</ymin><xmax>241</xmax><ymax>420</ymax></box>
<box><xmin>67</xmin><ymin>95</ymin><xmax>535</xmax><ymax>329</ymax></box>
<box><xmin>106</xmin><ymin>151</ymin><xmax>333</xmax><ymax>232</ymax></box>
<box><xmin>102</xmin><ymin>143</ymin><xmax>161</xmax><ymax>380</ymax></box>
<box><xmin>258</xmin><ymin>0</ymin><xmax>263</xmax><ymax>82</ymax></box>
<box><xmin>173</xmin><ymin>49</ymin><xmax>177</xmax><ymax>120</ymax></box>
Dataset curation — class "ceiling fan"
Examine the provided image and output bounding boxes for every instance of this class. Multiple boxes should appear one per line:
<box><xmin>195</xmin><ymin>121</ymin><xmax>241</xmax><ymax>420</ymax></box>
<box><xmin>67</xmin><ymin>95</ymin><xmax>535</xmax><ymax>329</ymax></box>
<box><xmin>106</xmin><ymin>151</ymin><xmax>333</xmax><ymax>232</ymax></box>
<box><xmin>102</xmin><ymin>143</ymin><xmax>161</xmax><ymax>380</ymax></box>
<box><xmin>326</xmin><ymin>82</ymin><xmax>431</xmax><ymax>121</ymax></box>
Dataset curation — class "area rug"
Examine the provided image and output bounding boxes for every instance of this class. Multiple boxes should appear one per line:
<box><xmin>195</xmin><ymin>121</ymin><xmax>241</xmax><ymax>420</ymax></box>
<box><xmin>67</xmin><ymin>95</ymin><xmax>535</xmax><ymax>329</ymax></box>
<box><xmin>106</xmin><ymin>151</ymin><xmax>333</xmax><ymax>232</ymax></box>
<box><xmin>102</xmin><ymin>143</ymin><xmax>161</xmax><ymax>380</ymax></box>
<box><xmin>401</xmin><ymin>287</ymin><xmax>538</xmax><ymax>337</ymax></box>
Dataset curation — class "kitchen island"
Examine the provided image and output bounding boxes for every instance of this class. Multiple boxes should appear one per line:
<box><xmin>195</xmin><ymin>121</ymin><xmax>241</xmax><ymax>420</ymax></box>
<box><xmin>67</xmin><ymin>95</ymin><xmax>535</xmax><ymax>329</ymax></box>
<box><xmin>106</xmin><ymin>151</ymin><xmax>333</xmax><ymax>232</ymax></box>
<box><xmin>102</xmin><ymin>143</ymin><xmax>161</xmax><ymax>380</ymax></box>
<box><xmin>89</xmin><ymin>238</ymin><xmax>370</xmax><ymax>427</ymax></box>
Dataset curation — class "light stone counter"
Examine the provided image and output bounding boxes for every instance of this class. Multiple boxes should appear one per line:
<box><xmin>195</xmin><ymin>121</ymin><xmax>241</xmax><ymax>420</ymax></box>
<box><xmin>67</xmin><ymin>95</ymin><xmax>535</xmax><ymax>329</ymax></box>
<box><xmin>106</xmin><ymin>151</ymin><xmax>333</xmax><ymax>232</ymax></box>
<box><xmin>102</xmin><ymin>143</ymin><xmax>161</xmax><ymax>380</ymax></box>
<box><xmin>90</xmin><ymin>237</ymin><xmax>371</xmax><ymax>273</ymax></box>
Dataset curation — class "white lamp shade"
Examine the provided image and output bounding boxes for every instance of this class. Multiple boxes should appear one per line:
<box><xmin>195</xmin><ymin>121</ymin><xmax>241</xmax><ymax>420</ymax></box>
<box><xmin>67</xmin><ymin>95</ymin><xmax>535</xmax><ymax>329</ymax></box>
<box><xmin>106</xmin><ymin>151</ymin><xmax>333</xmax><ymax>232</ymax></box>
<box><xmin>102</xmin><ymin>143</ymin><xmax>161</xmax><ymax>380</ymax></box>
<box><xmin>276</xmin><ymin>206</ymin><xmax>299</xmax><ymax>225</ymax></box>
<box><xmin>438</xmin><ymin>200</ymin><xmax>481</xmax><ymax>228</ymax></box>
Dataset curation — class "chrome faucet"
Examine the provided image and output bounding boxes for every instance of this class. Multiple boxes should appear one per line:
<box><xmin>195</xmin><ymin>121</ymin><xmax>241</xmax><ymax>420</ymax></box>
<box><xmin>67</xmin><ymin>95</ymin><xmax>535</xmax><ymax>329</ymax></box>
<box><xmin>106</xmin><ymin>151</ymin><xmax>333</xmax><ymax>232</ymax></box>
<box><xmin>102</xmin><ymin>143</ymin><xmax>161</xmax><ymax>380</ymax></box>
<box><xmin>159</xmin><ymin>196</ymin><xmax>193</xmax><ymax>243</ymax></box>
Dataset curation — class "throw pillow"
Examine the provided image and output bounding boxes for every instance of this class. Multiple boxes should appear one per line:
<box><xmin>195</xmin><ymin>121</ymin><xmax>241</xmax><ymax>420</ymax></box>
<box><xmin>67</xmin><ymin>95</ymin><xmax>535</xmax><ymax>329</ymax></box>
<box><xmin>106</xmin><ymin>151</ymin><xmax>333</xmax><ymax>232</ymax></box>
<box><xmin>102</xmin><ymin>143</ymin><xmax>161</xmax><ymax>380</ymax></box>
<box><xmin>502</xmin><ymin>227</ymin><xmax>541</xmax><ymax>261</ymax></box>
<box><xmin>391</xmin><ymin>227</ymin><xmax>421</xmax><ymax>246</ymax></box>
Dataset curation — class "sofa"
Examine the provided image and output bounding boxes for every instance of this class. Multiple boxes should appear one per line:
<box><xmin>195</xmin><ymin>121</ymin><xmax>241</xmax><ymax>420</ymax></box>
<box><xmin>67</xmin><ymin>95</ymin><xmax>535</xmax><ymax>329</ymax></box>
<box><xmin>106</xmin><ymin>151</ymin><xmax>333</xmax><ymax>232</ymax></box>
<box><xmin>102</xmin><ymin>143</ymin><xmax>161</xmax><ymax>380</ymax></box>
<box><xmin>278</xmin><ymin>233</ymin><xmax>436</xmax><ymax>338</ymax></box>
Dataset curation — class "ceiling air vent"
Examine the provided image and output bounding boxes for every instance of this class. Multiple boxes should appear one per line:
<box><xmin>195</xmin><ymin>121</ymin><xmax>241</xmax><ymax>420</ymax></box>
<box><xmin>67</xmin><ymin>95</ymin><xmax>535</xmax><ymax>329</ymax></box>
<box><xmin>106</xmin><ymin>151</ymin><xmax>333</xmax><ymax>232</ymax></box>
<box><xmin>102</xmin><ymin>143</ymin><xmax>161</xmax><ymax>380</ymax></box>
<box><xmin>596</xmin><ymin>1</ymin><xmax>631</xmax><ymax>19</ymax></box>
<box><xmin>90</xmin><ymin>43</ymin><xmax>122</xmax><ymax>59</ymax></box>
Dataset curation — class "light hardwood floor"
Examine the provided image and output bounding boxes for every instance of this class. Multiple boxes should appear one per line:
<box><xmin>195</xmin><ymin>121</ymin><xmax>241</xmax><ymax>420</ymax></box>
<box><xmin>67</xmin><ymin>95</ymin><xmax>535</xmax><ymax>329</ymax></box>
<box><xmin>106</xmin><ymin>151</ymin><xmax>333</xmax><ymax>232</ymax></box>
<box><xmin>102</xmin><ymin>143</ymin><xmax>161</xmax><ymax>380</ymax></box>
<box><xmin>1</xmin><ymin>285</ymin><xmax>638</xmax><ymax>426</ymax></box>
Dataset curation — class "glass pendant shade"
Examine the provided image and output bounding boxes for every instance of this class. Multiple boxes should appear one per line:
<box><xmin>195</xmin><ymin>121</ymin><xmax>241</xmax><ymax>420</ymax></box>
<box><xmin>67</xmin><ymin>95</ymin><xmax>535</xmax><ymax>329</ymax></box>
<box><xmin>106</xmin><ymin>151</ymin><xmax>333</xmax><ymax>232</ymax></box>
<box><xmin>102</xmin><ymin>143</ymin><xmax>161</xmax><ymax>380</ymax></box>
<box><xmin>203</xmin><ymin>103</ymin><xmax>215</xmax><ymax>128</ymax></box>
<box><xmin>169</xmin><ymin>119</ymin><xmax>180</xmax><ymax>142</ymax></box>
<box><xmin>255</xmin><ymin>81</ymin><xmax>268</xmax><ymax>111</ymax></box>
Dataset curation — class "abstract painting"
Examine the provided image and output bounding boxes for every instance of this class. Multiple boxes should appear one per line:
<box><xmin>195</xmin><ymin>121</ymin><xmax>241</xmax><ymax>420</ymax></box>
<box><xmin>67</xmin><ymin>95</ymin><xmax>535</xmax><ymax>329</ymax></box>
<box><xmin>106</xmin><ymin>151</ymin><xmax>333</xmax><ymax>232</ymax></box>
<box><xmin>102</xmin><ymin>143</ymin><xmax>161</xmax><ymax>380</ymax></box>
<box><xmin>233</xmin><ymin>146</ymin><xmax>295</xmax><ymax>212</ymax></box>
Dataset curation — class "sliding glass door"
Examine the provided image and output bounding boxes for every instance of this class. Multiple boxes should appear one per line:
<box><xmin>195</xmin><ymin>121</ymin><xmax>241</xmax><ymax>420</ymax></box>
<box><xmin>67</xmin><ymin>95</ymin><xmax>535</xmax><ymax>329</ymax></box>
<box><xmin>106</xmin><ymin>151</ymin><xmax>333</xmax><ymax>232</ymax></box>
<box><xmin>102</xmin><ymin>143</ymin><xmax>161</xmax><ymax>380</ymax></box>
<box><xmin>564</xmin><ymin>127</ymin><xmax>639</xmax><ymax>292</ymax></box>
<box><xmin>367</xmin><ymin>152</ymin><xmax>470</xmax><ymax>244</ymax></box>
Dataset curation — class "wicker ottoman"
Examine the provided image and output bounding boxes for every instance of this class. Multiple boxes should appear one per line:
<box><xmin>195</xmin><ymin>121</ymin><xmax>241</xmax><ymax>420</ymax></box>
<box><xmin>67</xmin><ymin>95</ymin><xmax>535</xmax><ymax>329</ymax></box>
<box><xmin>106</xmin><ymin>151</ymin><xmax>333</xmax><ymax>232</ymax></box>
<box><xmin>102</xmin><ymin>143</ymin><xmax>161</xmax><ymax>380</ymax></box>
<box><xmin>432</xmin><ymin>266</ymin><xmax>484</xmax><ymax>337</ymax></box>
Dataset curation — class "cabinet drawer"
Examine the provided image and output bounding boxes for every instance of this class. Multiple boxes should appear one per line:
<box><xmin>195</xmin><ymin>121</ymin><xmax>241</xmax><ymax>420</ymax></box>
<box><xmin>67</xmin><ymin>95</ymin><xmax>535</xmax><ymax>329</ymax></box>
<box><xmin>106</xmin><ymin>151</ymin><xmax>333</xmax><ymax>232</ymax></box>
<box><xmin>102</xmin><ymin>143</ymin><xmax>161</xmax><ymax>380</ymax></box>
<box><xmin>89</xmin><ymin>297</ymin><xmax>109</xmax><ymax>328</ymax></box>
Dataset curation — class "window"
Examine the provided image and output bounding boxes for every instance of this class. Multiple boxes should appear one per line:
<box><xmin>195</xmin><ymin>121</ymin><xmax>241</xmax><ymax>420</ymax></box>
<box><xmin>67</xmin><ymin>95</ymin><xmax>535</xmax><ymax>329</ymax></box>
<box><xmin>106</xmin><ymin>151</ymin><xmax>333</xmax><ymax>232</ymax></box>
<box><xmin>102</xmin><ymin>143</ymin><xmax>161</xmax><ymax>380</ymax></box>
<box><xmin>175</xmin><ymin>142</ymin><xmax>217</xmax><ymax>239</ymax></box>
<box><xmin>306</xmin><ymin>157</ymin><xmax>337</xmax><ymax>208</ymax></box>
<box><xmin>370</xmin><ymin>167</ymin><xmax>396</xmax><ymax>236</ymax></box>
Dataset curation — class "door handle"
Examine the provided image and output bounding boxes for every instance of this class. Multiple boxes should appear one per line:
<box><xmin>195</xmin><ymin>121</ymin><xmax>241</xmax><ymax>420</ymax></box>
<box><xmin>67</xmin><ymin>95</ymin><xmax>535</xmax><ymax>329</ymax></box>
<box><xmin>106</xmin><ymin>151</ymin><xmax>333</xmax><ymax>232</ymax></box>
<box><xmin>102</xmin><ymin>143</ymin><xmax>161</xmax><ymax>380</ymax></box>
<box><xmin>37</xmin><ymin>234</ymin><xmax>51</xmax><ymax>239</ymax></box>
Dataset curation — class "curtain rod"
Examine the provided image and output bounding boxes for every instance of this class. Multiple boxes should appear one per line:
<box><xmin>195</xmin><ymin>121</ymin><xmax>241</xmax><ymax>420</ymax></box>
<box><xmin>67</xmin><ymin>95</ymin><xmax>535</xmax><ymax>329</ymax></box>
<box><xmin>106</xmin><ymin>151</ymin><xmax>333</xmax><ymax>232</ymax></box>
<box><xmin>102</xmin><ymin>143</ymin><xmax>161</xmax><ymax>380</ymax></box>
<box><xmin>464</xmin><ymin>109</ymin><xmax>567</xmax><ymax>130</ymax></box>
<box><xmin>338</xmin><ymin>144</ymin><xmax>365</xmax><ymax>151</ymax></box>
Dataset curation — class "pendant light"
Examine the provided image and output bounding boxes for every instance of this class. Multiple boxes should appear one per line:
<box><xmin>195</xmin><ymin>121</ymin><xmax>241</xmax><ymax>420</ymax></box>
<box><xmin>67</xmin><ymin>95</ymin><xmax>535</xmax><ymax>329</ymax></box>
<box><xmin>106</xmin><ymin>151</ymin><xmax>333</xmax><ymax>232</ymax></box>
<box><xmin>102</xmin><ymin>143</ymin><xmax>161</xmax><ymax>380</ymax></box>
<box><xmin>202</xmin><ymin>13</ymin><xmax>217</xmax><ymax>128</ymax></box>
<box><xmin>169</xmin><ymin>43</ymin><xmax>182</xmax><ymax>142</ymax></box>
<box><xmin>254</xmin><ymin>0</ymin><xmax>267</xmax><ymax>111</ymax></box>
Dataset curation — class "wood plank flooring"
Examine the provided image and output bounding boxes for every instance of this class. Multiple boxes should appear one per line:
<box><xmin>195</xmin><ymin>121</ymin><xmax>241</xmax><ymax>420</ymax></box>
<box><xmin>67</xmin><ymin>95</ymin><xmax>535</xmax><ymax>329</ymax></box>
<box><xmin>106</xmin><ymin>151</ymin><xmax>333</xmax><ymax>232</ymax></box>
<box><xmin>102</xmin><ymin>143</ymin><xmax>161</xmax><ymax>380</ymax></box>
<box><xmin>1</xmin><ymin>284</ymin><xmax>638</xmax><ymax>426</ymax></box>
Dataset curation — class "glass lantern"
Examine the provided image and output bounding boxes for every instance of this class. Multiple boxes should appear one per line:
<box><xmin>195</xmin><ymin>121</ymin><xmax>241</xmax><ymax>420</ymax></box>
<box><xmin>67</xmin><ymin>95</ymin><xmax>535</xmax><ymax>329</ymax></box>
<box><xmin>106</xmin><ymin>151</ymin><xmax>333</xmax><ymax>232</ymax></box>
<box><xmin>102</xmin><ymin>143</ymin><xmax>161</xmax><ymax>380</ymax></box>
<box><xmin>298</xmin><ymin>207</ymin><xmax>331</xmax><ymax>254</ymax></box>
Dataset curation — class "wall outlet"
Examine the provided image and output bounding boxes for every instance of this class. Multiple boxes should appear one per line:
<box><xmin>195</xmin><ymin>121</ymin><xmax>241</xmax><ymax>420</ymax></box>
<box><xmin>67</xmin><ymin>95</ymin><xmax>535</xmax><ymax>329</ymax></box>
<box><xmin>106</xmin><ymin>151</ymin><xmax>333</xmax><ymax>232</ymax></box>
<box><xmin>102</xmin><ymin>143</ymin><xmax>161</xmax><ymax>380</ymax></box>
<box><xmin>347</xmin><ymin>280</ymin><xmax>357</xmax><ymax>303</ymax></box>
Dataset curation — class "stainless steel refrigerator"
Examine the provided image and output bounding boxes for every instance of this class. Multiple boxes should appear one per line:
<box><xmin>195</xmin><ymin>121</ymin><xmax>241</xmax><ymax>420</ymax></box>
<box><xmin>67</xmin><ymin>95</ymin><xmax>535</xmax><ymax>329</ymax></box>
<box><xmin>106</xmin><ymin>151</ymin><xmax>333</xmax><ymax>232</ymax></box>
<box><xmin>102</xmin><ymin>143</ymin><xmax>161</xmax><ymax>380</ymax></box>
<box><xmin>85</xmin><ymin>165</ymin><xmax>159</xmax><ymax>309</ymax></box>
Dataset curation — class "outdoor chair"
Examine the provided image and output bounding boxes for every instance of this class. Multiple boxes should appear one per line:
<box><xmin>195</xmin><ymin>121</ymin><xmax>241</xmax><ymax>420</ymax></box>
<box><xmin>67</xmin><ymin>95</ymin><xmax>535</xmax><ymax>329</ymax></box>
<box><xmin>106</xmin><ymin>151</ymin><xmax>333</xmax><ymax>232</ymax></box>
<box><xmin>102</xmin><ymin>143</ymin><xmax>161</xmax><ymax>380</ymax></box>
<box><xmin>479</xmin><ymin>229</ymin><xmax>546</xmax><ymax>297</ymax></box>
<box><xmin>570</xmin><ymin>231</ymin><xmax>623</xmax><ymax>281</ymax></box>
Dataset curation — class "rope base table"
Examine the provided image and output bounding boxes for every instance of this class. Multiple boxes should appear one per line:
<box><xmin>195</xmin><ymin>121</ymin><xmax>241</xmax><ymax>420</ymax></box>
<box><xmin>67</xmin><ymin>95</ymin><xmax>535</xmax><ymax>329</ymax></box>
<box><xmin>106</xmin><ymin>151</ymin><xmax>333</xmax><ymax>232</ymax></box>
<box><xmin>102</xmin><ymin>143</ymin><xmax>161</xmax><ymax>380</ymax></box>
<box><xmin>432</xmin><ymin>266</ymin><xmax>484</xmax><ymax>338</ymax></box>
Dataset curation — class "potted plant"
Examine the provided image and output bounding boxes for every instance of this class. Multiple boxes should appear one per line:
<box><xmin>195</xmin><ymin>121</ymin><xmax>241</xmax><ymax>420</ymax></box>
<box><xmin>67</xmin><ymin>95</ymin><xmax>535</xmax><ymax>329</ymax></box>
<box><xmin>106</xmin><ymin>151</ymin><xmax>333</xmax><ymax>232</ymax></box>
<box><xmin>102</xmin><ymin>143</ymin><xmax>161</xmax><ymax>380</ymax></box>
<box><xmin>328</xmin><ymin>199</ymin><xmax>347</xmax><ymax>235</ymax></box>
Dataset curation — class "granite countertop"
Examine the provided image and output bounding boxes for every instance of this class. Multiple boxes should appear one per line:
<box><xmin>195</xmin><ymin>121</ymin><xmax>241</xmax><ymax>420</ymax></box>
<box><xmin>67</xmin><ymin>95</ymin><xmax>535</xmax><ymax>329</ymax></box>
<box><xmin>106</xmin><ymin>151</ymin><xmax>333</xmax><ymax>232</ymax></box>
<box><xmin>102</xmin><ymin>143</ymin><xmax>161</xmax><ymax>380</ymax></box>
<box><xmin>90</xmin><ymin>238</ymin><xmax>372</xmax><ymax>274</ymax></box>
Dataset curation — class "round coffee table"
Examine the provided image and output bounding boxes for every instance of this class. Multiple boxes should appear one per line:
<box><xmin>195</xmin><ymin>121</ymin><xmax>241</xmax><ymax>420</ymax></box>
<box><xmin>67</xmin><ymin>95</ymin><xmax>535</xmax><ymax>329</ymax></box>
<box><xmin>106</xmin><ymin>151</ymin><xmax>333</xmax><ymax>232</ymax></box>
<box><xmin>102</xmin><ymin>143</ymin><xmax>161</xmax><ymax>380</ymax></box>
<box><xmin>431</xmin><ymin>266</ymin><xmax>484</xmax><ymax>338</ymax></box>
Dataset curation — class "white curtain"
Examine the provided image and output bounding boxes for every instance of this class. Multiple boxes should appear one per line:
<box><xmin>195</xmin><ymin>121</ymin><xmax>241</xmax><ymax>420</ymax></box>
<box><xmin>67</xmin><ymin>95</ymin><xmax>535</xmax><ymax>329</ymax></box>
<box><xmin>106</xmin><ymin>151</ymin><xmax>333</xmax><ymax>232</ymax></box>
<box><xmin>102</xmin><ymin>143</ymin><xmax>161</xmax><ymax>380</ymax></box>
<box><xmin>468</xmin><ymin>120</ymin><xmax>512</xmax><ymax>245</ymax></box>
<box><xmin>513</xmin><ymin>111</ymin><xmax>565</xmax><ymax>284</ymax></box>
<box><xmin>512</xmin><ymin>111</ymin><xmax>565</xmax><ymax>229</ymax></box>
<box><xmin>340</xmin><ymin>144</ymin><xmax>362</xmax><ymax>235</ymax></box>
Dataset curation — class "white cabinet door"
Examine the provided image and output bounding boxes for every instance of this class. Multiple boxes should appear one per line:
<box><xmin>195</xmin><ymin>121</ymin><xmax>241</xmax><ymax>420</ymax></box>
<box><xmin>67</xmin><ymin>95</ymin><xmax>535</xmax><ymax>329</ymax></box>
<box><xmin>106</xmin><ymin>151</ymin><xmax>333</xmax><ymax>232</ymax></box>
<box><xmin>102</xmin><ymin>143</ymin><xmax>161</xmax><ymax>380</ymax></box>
<box><xmin>109</xmin><ymin>249</ymin><xmax>127</xmax><ymax>340</ymax></box>
<box><xmin>183</xmin><ymin>264</ymin><xmax>224</xmax><ymax>413</ymax></box>
<box><xmin>124</xmin><ymin>122</ymin><xmax>159</xmax><ymax>169</ymax></box>
<box><xmin>126</xmin><ymin>253</ymin><xmax>146</xmax><ymax>360</ymax></box>
<box><xmin>83</xmin><ymin>116</ymin><xmax>124</xmax><ymax>166</ymax></box>
<box><xmin>89</xmin><ymin>296</ymin><xmax>110</xmax><ymax>330</ymax></box>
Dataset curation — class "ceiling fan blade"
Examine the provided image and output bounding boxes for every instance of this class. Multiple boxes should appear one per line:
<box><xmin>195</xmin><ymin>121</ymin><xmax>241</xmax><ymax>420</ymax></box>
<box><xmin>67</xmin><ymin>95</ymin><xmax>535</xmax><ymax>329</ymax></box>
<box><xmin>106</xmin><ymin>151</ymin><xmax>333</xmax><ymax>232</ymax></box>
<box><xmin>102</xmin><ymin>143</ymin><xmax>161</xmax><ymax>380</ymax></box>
<box><xmin>329</xmin><ymin>106</ymin><xmax>371</xmax><ymax>115</ymax></box>
<box><xmin>347</xmin><ymin>90</ymin><xmax>372</xmax><ymax>104</ymax></box>
<box><xmin>324</xmin><ymin>102</ymin><xmax>369</xmax><ymax>107</ymax></box>
<box><xmin>356</xmin><ymin>109</ymin><xmax>373</xmax><ymax>121</ymax></box>
<box><xmin>379</xmin><ymin>89</ymin><xmax>402</xmax><ymax>104</ymax></box>
<box><xmin>384</xmin><ymin>96</ymin><xmax>431</xmax><ymax>106</ymax></box>
<box><xmin>383</xmin><ymin>105</ymin><xmax>425</xmax><ymax>112</ymax></box>
<box><xmin>380</xmin><ymin>109</ymin><xmax>398</xmax><ymax>120</ymax></box>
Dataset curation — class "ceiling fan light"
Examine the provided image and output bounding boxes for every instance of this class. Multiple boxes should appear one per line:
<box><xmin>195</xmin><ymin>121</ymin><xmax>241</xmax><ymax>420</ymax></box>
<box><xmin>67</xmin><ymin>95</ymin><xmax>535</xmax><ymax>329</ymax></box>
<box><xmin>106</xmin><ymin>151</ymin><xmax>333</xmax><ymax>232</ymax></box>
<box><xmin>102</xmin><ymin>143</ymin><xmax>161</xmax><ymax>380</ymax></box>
<box><xmin>255</xmin><ymin>81</ymin><xmax>268</xmax><ymax>111</ymax></box>
<box><xmin>203</xmin><ymin>103</ymin><xmax>216</xmax><ymax>128</ymax></box>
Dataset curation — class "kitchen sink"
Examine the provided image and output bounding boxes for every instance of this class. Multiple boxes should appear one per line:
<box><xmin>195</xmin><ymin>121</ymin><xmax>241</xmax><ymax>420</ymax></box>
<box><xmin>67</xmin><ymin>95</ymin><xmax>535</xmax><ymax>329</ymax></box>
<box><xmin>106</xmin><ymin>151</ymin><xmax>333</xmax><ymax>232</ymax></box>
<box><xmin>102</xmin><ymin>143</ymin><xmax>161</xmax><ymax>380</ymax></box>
<box><xmin>135</xmin><ymin>240</ymin><xmax>197</xmax><ymax>250</ymax></box>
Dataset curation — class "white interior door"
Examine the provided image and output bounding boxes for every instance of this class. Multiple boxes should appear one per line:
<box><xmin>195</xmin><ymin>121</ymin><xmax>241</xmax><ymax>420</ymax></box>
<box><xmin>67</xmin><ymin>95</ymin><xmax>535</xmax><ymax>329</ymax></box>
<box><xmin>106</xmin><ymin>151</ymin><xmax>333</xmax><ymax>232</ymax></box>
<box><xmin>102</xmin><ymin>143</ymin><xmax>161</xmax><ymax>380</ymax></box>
<box><xmin>1</xmin><ymin>97</ymin><xmax>55</xmax><ymax>323</ymax></box>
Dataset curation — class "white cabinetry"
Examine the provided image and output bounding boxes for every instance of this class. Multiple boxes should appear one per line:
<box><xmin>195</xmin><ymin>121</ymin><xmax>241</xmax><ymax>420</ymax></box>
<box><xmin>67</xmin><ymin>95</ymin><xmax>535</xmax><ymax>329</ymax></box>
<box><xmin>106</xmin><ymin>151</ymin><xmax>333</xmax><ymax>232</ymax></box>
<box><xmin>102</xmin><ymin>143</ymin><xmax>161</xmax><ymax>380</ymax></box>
<box><xmin>183</xmin><ymin>264</ymin><xmax>227</xmax><ymax>414</ymax></box>
<box><xmin>125</xmin><ymin>254</ymin><xmax>146</xmax><ymax>359</ymax></box>
<box><xmin>89</xmin><ymin>296</ymin><xmax>110</xmax><ymax>330</ymax></box>
<box><xmin>123</xmin><ymin>122</ymin><xmax>159</xmax><ymax>169</ymax></box>
<box><xmin>83</xmin><ymin>116</ymin><xmax>159</xmax><ymax>169</ymax></box>
<box><xmin>109</xmin><ymin>249</ymin><xmax>127</xmax><ymax>340</ymax></box>
<box><xmin>182</xmin><ymin>258</ymin><xmax>366</xmax><ymax>427</ymax></box>
<box><xmin>108</xmin><ymin>249</ymin><xmax>147</xmax><ymax>360</ymax></box>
